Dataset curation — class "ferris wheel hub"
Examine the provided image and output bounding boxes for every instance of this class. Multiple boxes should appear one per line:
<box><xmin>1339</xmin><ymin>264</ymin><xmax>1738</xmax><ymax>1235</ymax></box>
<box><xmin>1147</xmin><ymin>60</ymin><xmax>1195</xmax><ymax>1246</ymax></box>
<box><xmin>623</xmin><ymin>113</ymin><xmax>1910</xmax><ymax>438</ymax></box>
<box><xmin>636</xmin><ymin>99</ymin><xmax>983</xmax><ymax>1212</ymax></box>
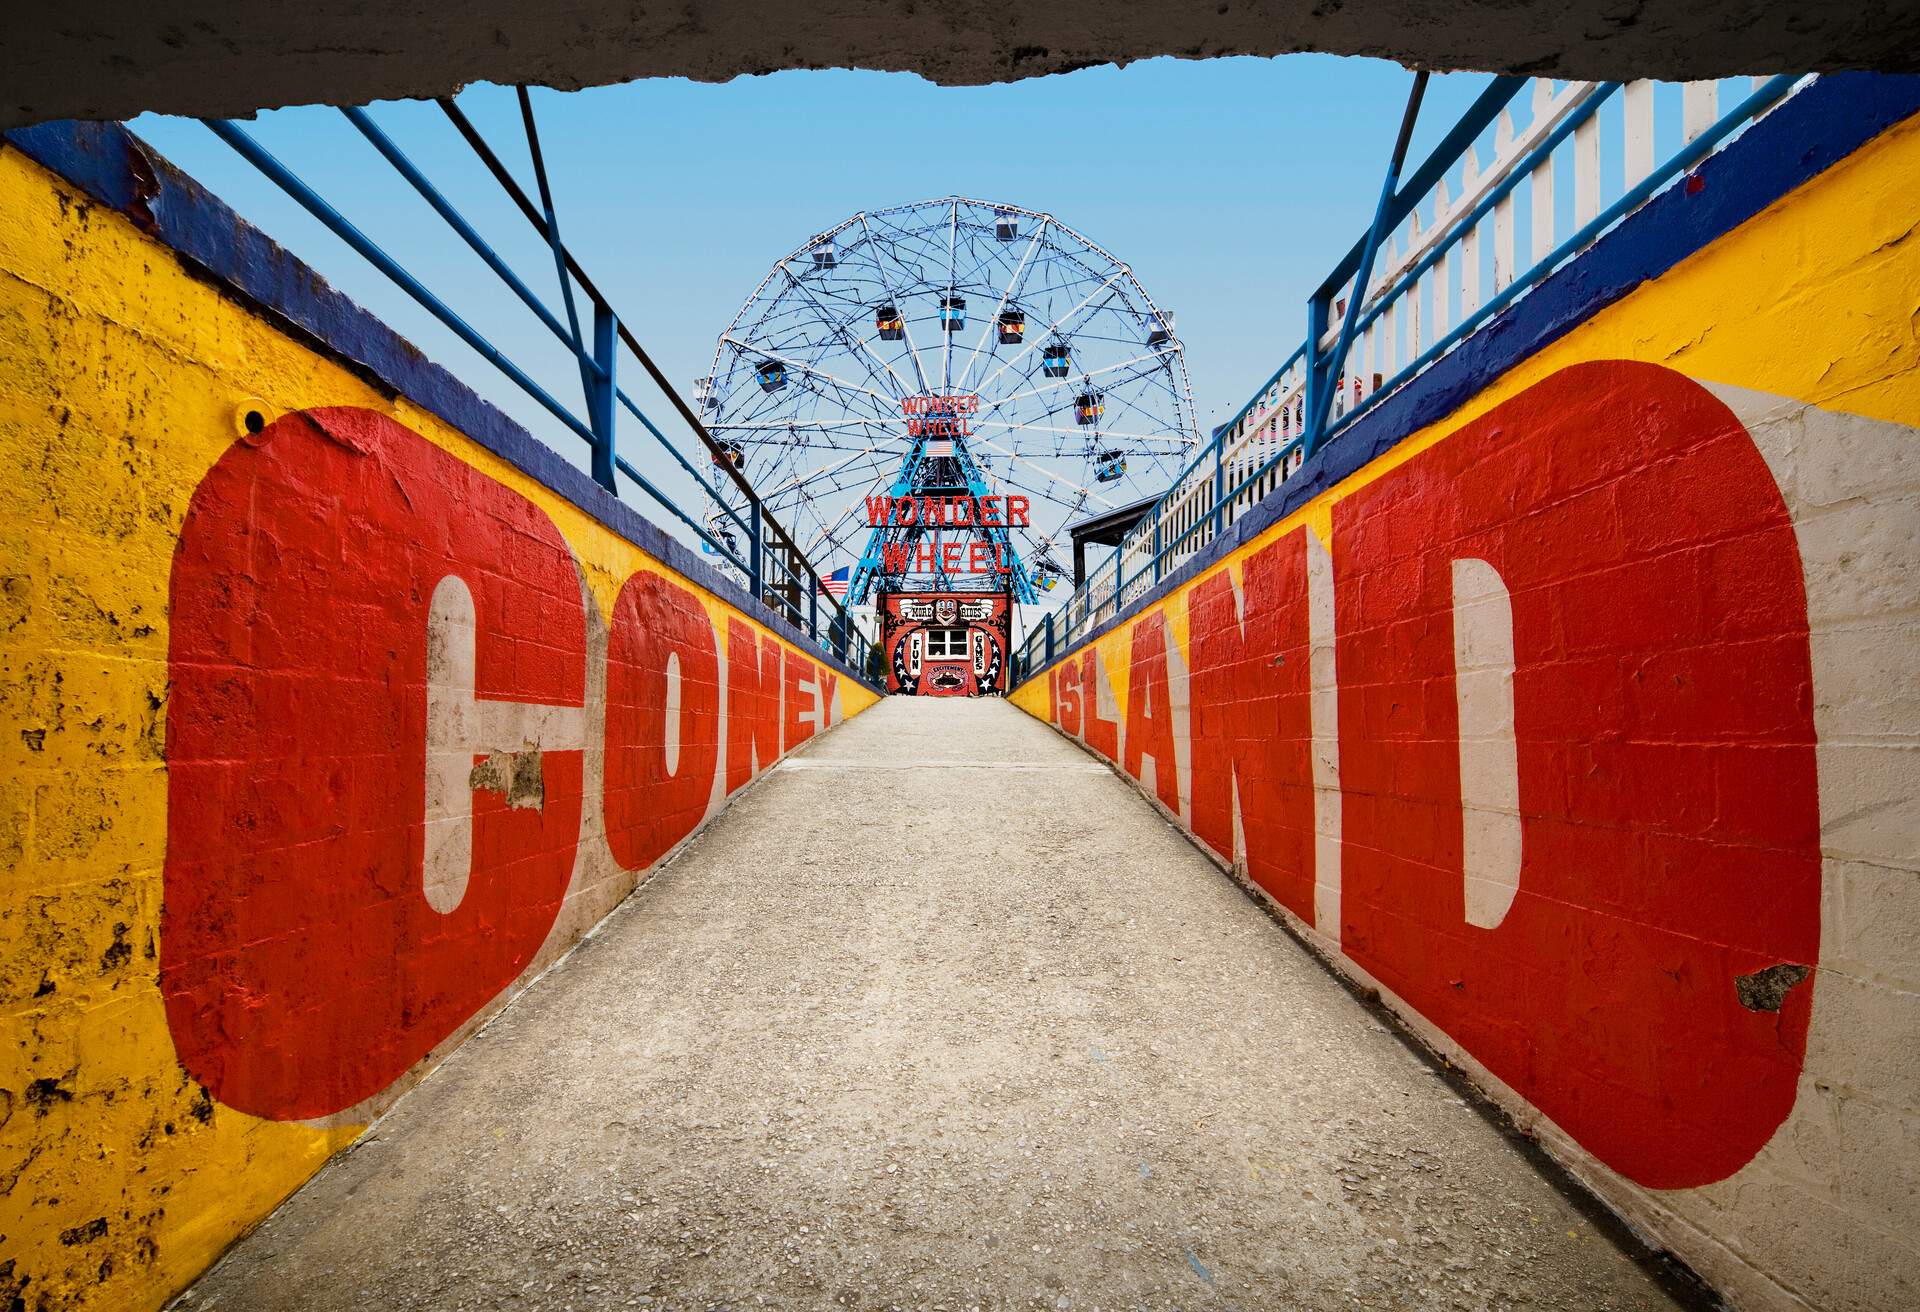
<box><xmin>698</xmin><ymin>196</ymin><xmax>1200</xmax><ymax>610</ymax></box>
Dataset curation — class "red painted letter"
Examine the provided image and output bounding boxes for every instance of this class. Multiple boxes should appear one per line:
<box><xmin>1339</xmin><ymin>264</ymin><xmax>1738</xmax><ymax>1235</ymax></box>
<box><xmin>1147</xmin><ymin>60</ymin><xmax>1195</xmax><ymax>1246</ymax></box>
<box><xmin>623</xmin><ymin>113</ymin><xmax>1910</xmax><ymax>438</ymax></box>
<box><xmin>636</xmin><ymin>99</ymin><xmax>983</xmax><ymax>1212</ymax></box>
<box><xmin>1123</xmin><ymin>613</ymin><xmax>1181</xmax><ymax>813</ymax></box>
<box><xmin>726</xmin><ymin>620</ymin><xmax>783</xmax><ymax>791</ymax></box>
<box><xmin>784</xmin><ymin>647</ymin><xmax>821</xmax><ymax>750</ymax></box>
<box><xmin>164</xmin><ymin>408</ymin><xmax>587</xmax><ymax>1119</ymax></box>
<box><xmin>1187</xmin><ymin>533</ymin><xmax>1317</xmax><ymax>921</ymax></box>
<box><xmin>1056</xmin><ymin>658</ymin><xmax>1082</xmax><ymax>736</ymax></box>
<box><xmin>1332</xmin><ymin>362</ymin><xmax>1820</xmax><ymax>1187</ymax></box>
<box><xmin>1081</xmin><ymin>648</ymin><xmax>1120</xmax><ymax>762</ymax></box>
<box><xmin>606</xmin><ymin>570</ymin><xmax>720</xmax><ymax>872</ymax></box>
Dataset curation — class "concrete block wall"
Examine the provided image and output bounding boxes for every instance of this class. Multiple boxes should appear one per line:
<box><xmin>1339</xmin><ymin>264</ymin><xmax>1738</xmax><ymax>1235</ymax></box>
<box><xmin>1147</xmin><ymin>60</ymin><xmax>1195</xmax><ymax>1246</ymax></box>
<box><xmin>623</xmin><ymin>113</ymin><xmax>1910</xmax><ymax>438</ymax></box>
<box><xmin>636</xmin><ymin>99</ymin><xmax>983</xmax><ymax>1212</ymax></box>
<box><xmin>1010</xmin><ymin>88</ymin><xmax>1920</xmax><ymax>1312</ymax></box>
<box><xmin>0</xmin><ymin>134</ymin><xmax>878</xmax><ymax>1311</ymax></box>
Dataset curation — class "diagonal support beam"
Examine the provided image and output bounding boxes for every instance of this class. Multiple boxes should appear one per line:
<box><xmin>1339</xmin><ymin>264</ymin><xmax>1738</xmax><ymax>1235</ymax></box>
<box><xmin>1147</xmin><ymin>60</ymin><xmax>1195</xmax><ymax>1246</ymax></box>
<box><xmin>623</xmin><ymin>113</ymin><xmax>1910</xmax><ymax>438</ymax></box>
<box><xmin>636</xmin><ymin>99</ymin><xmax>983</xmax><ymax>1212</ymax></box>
<box><xmin>1304</xmin><ymin>70</ymin><xmax>1429</xmax><ymax>457</ymax></box>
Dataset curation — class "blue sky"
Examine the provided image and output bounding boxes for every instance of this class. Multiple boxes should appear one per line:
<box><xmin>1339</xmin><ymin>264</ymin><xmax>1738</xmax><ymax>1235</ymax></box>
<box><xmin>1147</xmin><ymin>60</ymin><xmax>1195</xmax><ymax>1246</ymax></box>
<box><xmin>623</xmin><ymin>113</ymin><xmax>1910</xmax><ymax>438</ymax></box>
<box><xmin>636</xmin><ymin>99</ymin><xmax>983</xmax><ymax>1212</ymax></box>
<box><xmin>130</xmin><ymin>55</ymin><xmax>1495</xmax><ymax>553</ymax></box>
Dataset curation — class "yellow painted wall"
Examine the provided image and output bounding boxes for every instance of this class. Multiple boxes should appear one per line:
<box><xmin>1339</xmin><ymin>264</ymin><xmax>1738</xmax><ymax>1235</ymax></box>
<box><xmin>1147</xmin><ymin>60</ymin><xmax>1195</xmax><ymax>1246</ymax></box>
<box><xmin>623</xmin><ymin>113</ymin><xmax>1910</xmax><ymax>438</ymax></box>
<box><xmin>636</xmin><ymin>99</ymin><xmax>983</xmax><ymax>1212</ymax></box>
<box><xmin>0</xmin><ymin>142</ymin><xmax>875</xmax><ymax>1312</ymax></box>
<box><xmin>1012</xmin><ymin>108</ymin><xmax>1920</xmax><ymax>1312</ymax></box>
<box><xmin>1017</xmin><ymin>104</ymin><xmax>1920</xmax><ymax>718</ymax></box>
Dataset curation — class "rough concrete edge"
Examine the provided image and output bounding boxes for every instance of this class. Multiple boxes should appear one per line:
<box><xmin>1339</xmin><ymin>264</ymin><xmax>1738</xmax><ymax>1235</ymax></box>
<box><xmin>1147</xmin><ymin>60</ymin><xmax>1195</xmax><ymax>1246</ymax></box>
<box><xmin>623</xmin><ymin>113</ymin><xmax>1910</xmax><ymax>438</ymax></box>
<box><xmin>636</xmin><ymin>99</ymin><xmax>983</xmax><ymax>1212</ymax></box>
<box><xmin>13</xmin><ymin>2</ymin><xmax>1920</xmax><ymax>134</ymax></box>
<box><xmin>1012</xmin><ymin>70</ymin><xmax>1920</xmax><ymax>689</ymax></box>
<box><xmin>995</xmin><ymin>72</ymin><xmax>1920</xmax><ymax>1312</ymax></box>
<box><xmin>0</xmin><ymin>116</ymin><xmax>885</xmax><ymax>1308</ymax></box>
<box><xmin>159</xmin><ymin>713</ymin><xmax>855</xmax><ymax>1309</ymax></box>
<box><xmin>0</xmin><ymin>118</ymin><xmax>878</xmax><ymax>696</ymax></box>
<box><xmin>1023</xmin><ymin>713</ymin><xmax>1734</xmax><ymax>1312</ymax></box>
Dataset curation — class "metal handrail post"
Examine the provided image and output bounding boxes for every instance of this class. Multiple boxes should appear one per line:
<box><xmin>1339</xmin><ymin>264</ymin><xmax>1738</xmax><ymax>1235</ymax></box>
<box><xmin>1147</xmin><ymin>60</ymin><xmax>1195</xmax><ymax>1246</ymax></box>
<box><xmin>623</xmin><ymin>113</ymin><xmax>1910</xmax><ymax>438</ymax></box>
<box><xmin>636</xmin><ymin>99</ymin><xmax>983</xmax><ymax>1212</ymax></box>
<box><xmin>1318</xmin><ymin>73</ymin><xmax>1799</xmax><ymax>451</ymax></box>
<box><xmin>434</xmin><ymin>99</ymin><xmax>854</xmax><ymax>648</ymax></box>
<box><xmin>1211</xmin><ymin>423</ymin><xmax>1226</xmax><ymax>542</ymax></box>
<box><xmin>749</xmin><ymin>510</ymin><xmax>763</xmax><ymax>600</ymax></box>
<box><xmin>1302</xmin><ymin>293</ymin><xmax>1331</xmax><ymax>460</ymax></box>
<box><xmin>203</xmin><ymin>120</ymin><xmax>593</xmax><ymax>439</ymax></box>
<box><xmin>1306</xmin><ymin>71</ymin><xmax>1429</xmax><ymax>456</ymax></box>
<box><xmin>514</xmin><ymin>87</ymin><xmax>595</xmax><ymax>415</ymax></box>
<box><xmin>588</xmin><ymin>303</ymin><xmax>617</xmax><ymax>491</ymax></box>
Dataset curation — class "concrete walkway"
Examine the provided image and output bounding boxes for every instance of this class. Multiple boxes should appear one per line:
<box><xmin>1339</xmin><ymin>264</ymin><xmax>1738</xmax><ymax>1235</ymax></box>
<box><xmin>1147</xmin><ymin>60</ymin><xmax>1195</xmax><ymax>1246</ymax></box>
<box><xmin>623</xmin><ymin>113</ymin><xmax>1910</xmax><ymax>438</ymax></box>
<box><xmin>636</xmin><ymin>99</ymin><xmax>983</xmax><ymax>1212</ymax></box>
<box><xmin>187</xmin><ymin>698</ymin><xmax>1690</xmax><ymax>1312</ymax></box>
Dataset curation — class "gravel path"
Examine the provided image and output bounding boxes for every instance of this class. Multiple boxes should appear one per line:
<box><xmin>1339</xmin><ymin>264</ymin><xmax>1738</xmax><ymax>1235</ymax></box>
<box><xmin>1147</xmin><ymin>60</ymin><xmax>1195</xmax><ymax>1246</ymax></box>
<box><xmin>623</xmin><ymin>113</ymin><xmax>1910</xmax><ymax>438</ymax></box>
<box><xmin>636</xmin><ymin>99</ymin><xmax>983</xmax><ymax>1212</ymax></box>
<box><xmin>184</xmin><ymin>697</ymin><xmax>1693</xmax><ymax>1312</ymax></box>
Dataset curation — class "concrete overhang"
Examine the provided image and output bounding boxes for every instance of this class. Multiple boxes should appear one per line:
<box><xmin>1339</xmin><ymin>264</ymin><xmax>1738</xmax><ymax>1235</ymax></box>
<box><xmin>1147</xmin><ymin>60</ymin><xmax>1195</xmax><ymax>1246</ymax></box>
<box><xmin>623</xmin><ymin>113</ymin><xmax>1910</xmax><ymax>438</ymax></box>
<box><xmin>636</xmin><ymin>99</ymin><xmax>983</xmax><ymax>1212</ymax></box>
<box><xmin>6</xmin><ymin>1</ymin><xmax>1920</xmax><ymax>129</ymax></box>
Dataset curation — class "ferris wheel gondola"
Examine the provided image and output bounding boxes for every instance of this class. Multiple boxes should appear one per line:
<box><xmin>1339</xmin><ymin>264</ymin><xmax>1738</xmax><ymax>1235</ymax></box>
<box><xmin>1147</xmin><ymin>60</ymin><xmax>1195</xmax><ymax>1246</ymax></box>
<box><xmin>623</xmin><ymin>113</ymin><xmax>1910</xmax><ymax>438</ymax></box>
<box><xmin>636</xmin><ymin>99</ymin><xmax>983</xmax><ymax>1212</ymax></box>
<box><xmin>694</xmin><ymin>197</ymin><xmax>1201</xmax><ymax>591</ymax></box>
<box><xmin>1041</xmin><ymin>341</ymin><xmax>1073</xmax><ymax>378</ymax></box>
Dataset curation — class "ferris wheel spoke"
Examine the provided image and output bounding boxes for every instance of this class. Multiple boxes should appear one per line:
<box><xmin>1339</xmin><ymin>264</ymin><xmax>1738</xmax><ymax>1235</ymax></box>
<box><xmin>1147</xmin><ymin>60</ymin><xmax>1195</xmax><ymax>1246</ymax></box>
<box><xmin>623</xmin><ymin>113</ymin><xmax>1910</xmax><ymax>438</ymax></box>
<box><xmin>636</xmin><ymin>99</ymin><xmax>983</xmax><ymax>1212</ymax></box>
<box><xmin>944</xmin><ymin>208</ymin><xmax>1027</xmax><ymax>305</ymax></box>
<box><xmin>968</xmin><ymin>461</ymin><xmax>1090</xmax><ymax>540</ymax></box>
<box><xmin>971</xmin><ymin>270</ymin><xmax>1127</xmax><ymax>398</ymax></box>
<box><xmin>709</xmin><ymin>417</ymin><xmax>907</xmax><ymax>432</ymax></box>
<box><xmin>773</xmin><ymin>463</ymin><xmax>896</xmax><ymax>524</ymax></box>
<box><xmin>855</xmin><ymin>337</ymin><xmax>917</xmax><ymax>401</ymax></box>
<box><xmin>1082</xmin><ymin>375</ymin><xmax>1185</xmax><ymax>443</ymax></box>
<box><xmin>984</xmin><ymin>349</ymin><xmax>1188</xmax><ymax>417</ymax></box>
<box><xmin>863</xmin><ymin>204</ymin><xmax>952</xmax><ymax>273</ymax></box>
<box><xmin>966</xmin><ymin>435</ymin><xmax>1123</xmax><ymax>511</ymax></box>
<box><xmin>719</xmin><ymin>334</ymin><xmax>900</xmax><ymax>420</ymax></box>
<box><xmin>792</xmin><ymin>448</ymin><xmax>893</xmax><ymax>494</ymax></box>
<box><xmin>955</xmin><ymin>217</ymin><xmax>1050</xmax><ymax>393</ymax></box>
<box><xmin>759</xmin><ymin>444</ymin><xmax>890</xmax><ymax>503</ymax></box>
<box><xmin>792</xmin><ymin>440</ymin><xmax>906</xmax><ymax>458</ymax></box>
<box><xmin>941</xmin><ymin>199</ymin><xmax>959</xmax><ymax>391</ymax></box>
<box><xmin>854</xmin><ymin>212</ymin><xmax>933</xmax><ymax>394</ymax></box>
<box><xmin>973</xmin><ymin>418</ymin><xmax>1182</xmax><ymax>444</ymax></box>
<box><xmin>985</xmin><ymin>467</ymin><xmax>1101</xmax><ymax>522</ymax></box>
<box><xmin>769</xmin><ymin>444</ymin><xmax>894</xmax><ymax>499</ymax></box>
<box><xmin>966</xmin><ymin>460</ymin><xmax>1084</xmax><ymax>521</ymax></box>
<box><xmin>804</xmin><ymin>467</ymin><xmax>902</xmax><ymax>556</ymax></box>
<box><xmin>775</xmin><ymin>260</ymin><xmax>915</xmax><ymax>403</ymax></box>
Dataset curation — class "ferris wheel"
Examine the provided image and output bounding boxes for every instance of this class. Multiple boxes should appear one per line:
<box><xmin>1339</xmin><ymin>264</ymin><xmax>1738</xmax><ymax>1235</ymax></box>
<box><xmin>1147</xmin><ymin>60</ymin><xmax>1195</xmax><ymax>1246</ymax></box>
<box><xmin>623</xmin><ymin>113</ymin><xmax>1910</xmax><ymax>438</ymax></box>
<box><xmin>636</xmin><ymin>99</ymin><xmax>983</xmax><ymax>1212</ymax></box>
<box><xmin>692</xmin><ymin>197</ymin><xmax>1202</xmax><ymax>594</ymax></box>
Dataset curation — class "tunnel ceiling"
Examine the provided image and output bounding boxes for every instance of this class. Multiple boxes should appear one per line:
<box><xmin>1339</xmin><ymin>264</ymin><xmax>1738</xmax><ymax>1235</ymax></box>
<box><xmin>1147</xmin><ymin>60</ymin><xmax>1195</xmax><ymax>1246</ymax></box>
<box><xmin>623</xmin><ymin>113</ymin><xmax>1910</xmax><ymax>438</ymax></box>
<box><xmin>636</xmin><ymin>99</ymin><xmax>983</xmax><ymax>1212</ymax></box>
<box><xmin>8</xmin><ymin>1</ymin><xmax>1920</xmax><ymax>129</ymax></box>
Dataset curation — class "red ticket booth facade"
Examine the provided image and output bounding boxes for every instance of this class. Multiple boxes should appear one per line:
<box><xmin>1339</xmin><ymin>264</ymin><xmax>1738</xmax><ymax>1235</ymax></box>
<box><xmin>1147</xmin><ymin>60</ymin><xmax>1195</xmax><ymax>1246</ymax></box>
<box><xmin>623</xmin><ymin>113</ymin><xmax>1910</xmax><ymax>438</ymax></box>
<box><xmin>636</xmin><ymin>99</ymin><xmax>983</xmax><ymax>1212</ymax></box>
<box><xmin>880</xmin><ymin>591</ymin><xmax>1012</xmax><ymax>696</ymax></box>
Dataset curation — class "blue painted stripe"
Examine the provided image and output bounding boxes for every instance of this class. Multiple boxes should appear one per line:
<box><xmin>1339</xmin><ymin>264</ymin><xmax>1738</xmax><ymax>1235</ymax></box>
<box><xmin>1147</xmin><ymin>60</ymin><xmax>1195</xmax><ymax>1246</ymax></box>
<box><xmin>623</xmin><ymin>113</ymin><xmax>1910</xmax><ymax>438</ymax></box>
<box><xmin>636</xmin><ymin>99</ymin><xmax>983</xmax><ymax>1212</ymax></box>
<box><xmin>1013</xmin><ymin>72</ymin><xmax>1920</xmax><ymax>686</ymax></box>
<box><xmin>2</xmin><ymin>118</ymin><xmax>873</xmax><ymax>687</ymax></box>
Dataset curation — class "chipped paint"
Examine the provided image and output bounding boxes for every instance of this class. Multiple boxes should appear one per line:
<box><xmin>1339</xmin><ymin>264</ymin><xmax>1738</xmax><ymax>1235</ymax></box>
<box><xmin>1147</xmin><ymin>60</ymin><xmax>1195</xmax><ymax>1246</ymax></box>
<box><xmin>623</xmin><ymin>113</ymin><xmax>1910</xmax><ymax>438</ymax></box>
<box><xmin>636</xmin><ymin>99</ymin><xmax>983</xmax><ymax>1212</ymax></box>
<box><xmin>1011</xmin><ymin>99</ymin><xmax>1920</xmax><ymax>1312</ymax></box>
<box><xmin>0</xmin><ymin>139</ymin><xmax>877</xmax><ymax>1312</ymax></box>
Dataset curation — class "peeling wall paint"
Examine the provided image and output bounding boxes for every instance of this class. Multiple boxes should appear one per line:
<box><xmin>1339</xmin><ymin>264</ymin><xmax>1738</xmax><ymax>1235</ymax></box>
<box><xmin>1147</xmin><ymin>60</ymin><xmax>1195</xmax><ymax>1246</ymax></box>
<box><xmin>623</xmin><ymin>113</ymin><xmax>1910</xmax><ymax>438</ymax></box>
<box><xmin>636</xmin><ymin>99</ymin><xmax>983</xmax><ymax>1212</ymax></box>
<box><xmin>1010</xmin><ymin>101</ymin><xmax>1920</xmax><ymax>1312</ymax></box>
<box><xmin>0</xmin><ymin>143</ymin><xmax>877</xmax><ymax>1310</ymax></box>
<box><xmin>7</xmin><ymin>0</ymin><xmax>1920</xmax><ymax>131</ymax></box>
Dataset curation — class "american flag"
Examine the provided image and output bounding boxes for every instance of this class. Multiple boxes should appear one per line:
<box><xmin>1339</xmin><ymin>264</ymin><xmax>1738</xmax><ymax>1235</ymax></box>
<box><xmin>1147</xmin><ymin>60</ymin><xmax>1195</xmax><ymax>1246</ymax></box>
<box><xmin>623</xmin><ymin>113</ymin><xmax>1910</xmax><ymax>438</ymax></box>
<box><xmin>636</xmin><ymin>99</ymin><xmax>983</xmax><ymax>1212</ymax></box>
<box><xmin>818</xmin><ymin>566</ymin><xmax>851</xmax><ymax>598</ymax></box>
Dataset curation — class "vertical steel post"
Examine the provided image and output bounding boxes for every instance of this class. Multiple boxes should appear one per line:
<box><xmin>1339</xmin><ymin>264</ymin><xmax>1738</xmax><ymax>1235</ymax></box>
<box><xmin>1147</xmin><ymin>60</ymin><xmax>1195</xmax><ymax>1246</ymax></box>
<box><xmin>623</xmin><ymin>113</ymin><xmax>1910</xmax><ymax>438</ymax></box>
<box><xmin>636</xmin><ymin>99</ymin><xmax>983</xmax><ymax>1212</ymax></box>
<box><xmin>1303</xmin><ymin>292</ymin><xmax>1331</xmax><ymax>458</ymax></box>
<box><xmin>1045</xmin><ymin>612</ymin><xmax>1055</xmax><ymax>664</ymax></box>
<box><xmin>809</xmin><ymin>579</ymin><xmax>819</xmax><ymax>643</ymax></box>
<box><xmin>1211</xmin><ymin>424</ymin><xmax>1226</xmax><ymax>542</ymax></box>
<box><xmin>749</xmin><ymin>510</ymin><xmax>763</xmax><ymax>601</ymax></box>
<box><xmin>588</xmin><ymin>303</ymin><xmax>617</xmax><ymax>492</ymax></box>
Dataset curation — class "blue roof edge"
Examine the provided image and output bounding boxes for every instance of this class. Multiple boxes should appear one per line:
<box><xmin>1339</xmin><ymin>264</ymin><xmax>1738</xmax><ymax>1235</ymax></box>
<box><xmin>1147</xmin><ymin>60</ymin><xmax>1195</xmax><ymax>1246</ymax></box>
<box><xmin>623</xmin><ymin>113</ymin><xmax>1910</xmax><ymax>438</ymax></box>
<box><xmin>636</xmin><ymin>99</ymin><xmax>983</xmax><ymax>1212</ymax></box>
<box><xmin>1</xmin><ymin>117</ymin><xmax>878</xmax><ymax>691</ymax></box>
<box><xmin>1014</xmin><ymin>72</ymin><xmax>1920</xmax><ymax>687</ymax></box>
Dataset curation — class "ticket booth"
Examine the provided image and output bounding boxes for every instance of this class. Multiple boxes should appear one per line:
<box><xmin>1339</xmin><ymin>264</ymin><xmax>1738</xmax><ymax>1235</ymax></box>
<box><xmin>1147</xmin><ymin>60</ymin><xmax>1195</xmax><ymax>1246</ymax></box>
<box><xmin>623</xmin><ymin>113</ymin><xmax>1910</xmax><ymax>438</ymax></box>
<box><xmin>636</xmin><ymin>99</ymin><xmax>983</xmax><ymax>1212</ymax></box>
<box><xmin>879</xmin><ymin>591</ymin><xmax>1012</xmax><ymax>696</ymax></box>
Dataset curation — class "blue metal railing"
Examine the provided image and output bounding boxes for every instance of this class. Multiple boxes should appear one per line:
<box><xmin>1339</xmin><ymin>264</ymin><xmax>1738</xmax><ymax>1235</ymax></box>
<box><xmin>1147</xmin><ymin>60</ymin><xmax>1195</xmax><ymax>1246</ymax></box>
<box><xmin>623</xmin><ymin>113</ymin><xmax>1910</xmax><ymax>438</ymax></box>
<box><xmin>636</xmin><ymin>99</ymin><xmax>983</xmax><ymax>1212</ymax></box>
<box><xmin>196</xmin><ymin>92</ymin><xmax>878</xmax><ymax>683</ymax></box>
<box><xmin>1012</xmin><ymin>73</ymin><xmax>1805</xmax><ymax>684</ymax></box>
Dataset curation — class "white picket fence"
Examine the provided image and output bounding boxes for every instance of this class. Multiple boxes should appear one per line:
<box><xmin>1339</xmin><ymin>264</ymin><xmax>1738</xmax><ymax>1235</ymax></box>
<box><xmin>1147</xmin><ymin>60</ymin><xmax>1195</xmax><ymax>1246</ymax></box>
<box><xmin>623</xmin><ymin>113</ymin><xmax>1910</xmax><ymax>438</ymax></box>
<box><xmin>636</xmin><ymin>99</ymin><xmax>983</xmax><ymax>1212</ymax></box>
<box><xmin>1331</xmin><ymin>76</ymin><xmax>1799</xmax><ymax>421</ymax></box>
<box><xmin>1030</xmin><ymin>73</ymin><xmax>1807</xmax><ymax>662</ymax></box>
